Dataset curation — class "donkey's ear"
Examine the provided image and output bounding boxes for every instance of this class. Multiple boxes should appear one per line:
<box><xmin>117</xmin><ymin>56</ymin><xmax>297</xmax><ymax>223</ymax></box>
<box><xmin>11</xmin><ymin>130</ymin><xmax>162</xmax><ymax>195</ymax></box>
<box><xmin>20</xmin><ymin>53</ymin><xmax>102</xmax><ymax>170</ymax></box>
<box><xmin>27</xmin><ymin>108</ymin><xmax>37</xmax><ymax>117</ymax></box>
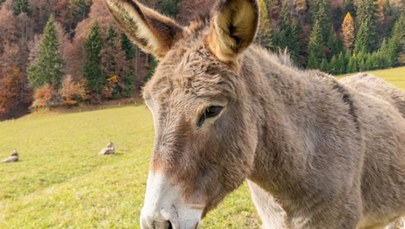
<box><xmin>207</xmin><ymin>0</ymin><xmax>259</xmax><ymax>62</ymax></box>
<box><xmin>105</xmin><ymin>0</ymin><xmax>186</xmax><ymax>59</ymax></box>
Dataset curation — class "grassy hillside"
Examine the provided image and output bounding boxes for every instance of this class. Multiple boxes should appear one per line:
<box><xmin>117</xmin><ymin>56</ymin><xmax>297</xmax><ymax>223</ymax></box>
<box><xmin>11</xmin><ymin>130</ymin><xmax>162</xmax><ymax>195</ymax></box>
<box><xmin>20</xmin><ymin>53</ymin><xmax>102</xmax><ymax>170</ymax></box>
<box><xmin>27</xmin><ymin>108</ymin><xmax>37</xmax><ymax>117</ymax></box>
<box><xmin>361</xmin><ymin>66</ymin><xmax>405</xmax><ymax>89</ymax></box>
<box><xmin>0</xmin><ymin>106</ymin><xmax>259</xmax><ymax>228</ymax></box>
<box><xmin>1</xmin><ymin>66</ymin><xmax>405</xmax><ymax>228</ymax></box>
<box><xmin>340</xmin><ymin>66</ymin><xmax>405</xmax><ymax>89</ymax></box>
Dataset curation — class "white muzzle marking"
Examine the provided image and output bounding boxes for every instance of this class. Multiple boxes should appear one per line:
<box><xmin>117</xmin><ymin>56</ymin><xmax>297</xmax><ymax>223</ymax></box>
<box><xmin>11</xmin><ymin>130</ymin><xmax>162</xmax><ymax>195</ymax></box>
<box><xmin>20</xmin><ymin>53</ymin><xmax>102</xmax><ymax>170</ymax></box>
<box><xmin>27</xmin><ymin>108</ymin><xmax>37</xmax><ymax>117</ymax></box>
<box><xmin>140</xmin><ymin>172</ymin><xmax>203</xmax><ymax>229</ymax></box>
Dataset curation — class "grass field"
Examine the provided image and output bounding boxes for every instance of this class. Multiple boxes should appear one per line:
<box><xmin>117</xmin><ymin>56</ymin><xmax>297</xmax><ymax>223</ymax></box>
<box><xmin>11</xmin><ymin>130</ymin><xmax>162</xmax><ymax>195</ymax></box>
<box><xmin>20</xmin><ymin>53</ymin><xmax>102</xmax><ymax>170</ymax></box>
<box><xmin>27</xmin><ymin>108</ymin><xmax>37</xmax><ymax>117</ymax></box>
<box><xmin>0</xmin><ymin>106</ymin><xmax>259</xmax><ymax>228</ymax></box>
<box><xmin>1</xmin><ymin>66</ymin><xmax>405</xmax><ymax>228</ymax></box>
<box><xmin>340</xmin><ymin>66</ymin><xmax>405</xmax><ymax>89</ymax></box>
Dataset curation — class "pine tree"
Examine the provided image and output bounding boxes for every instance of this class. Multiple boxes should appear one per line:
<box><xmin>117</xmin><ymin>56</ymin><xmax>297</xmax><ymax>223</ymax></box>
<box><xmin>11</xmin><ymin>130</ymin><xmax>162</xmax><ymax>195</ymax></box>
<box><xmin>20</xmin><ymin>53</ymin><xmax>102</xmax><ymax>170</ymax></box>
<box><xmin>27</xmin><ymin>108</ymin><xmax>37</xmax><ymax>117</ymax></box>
<box><xmin>310</xmin><ymin>0</ymin><xmax>331</xmax><ymax>43</ymax></box>
<box><xmin>145</xmin><ymin>56</ymin><xmax>157</xmax><ymax>82</ymax></box>
<box><xmin>385</xmin><ymin>15</ymin><xmax>405</xmax><ymax>66</ymax></box>
<box><xmin>121</xmin><ymin>33</ymin><xmax>136</xmax><ymax>60</ymax></box>
<box><xmin>320</xmin><ymin>58</ymin><xmax>328</xmax><ymax>72</ymax></box>
<box><xmin>12</xmin><ymin>0</ymin><xmax>30</xmax><ymax>15</ymax></box>
<box><xmin>357</xmin><ymin>50</ymin><xmax>368</xmax><ymax>71</ymax></box>
<box><xmin>273</xmin><ymin>2</ymin><xmax>301</xmax><ymax>64</ymax></box>
<box><xmin>347</xmin><ymin>55</ymin><xmax>358</xmax><ymax>73</ymax></box>
<box><xmin>28</xmin><ymin>15</ymin><xmax>64</xmax><ymax>89</ymax></box>
<box><xmin>336</xmin><ymin>52</ymin><xmax>346</xmax><ymax>74</ymax></box>
<box><xmin>379</xmin><ymin>38</ymin><xmax>393</xmax><ymax>67</ymax></box>
<box><xmin>101</xmin><ymin>27</ymin><xmax>134</xmax><ymax>99</ymax></box>
<box><xmin>328</xmin><ymin>55</ymin><xmax>338</xmax><ymax>74</ymax></box>
<box><xmin>307</xmin><ymin>21</ymin><xmax>324</xmax><ymax>68</ymax></box>
<box><xmin>342</xmin><ymin>12</ymin><xmax>355</xmax><ymax>53</ymax></box>
<box><xmin>353</xmin><ymin>19</ymin><xmax>370</xmax><ymax>54</ymax></box>
<box><xmin>344</xmin><ymin>0</ymin><xmax>355</xmax><ymax>17</ymax></box>
<box><xmin>327</xmin><ymin>27</ymin><xmax>344</xmax><ymax>58</ymax></box>
<box><xmin>355</xmin><ymin>0</ymin><xmax>378</xmax><ymax>51</ymax></box>
<box><xmin>256</xmin><ymin>0</ymin><xmax>272</xmax><ymax>49</ymax></box>
<box><xmin>83</xmin><ymin>22</ymin><xmax>104</xmax><ymax>96</ymax></box>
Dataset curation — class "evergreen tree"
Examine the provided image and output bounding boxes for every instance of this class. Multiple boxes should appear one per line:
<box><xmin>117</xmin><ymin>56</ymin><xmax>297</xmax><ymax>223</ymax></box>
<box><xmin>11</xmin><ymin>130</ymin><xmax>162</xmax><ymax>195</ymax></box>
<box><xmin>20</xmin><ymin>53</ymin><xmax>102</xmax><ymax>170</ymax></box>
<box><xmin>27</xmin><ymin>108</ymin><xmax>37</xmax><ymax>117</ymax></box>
<box><xmin>336</xmin><ymin>52</ymin><xmax>346</xmax><ymax>74</ymax></box>
<box><xmin>328</xmin><ymin>54</ymin><xmax>338</xmax><ymax>74</ymax></box>
<box><xmin>28</xmin><ymin>15</ymin><xmax>64</xmax><ymax>89</ymax></box>
<box><xmin>347</xmin><ymin>55</ymin><xmax>358</xmax><ymax>73</ymax></box>
<box><xmin>342</xmin><ymin>12</ymin><xmax>355</xmax><ymax>53</ymax></box>
<box><xmin>145</xmin><ymin>56</ymin><xmax>157</xmax><ymax>82</ymax></box>
<box><xmin>121</xmin><ymin>33</ymin><xmax>136</xmax><ymax>60</ymax></box>
<box><xmin>385</xmin><ymin>15</ymin><xmax>405</xmax><ymax>66</ymax></box>
<box><xmin>353</xmin><ymin>19</ymin><xmax>370</xmax><ymax>54</ymax></box>
<box><xmin>156</xmin><ymin>0</ymin><xmax>179</xmax><ymax>18</ymax></box>
<box><xmin>383</xmin><ymin>0</ymin><xmax>392</xmax><ymax>18</ymax></box>
<box><xmin>273</xmin><ymin>2</ymin><xmax>301</xmax><ymax>63</ymax></box>
<box><xmin>357</xmin><ymin>50</ymin><xmax>368</xmax><ymax>71</ymax></box>
<box><xmin>101</xmin><ymin>27</ymin><xmax>134</xmax><ymax>99</ymax></box>
<box><xmin>307</xmin><ymin>21</ymin><xmax>324</xmax><ymax>68</ymax></box>
<box><xmin>83</xmin><ymin>22</ymin><xmax>104</xmax><ymax>96</ymax></box>
<box><xmin>320</xmin><ymin>58</ymin><xmax>328</xmax><ymax>72</ymax></box>
<box><xmin>379</xmin><ymin>38</ymin><xmax>393</xmax><ymax>67</ymax></box>
<box><xmin>344</xmin><ymin>0</ymin><xmax>355</xmax><ymax>17</ymax></box>
<box><xmin>327</xmin><ymin>27</ymin><xmax>344</xmax><ymax>58</ymax></box>
<box><xmin>310</xmin><ymin>0</ymin><xmax>331</xmax><ymax>43</ymax></box>
<box><xmin>355</xmin><ymin>0</ymin><xmax>378</xmax><ymax>51</ymax></box>
<box><xmin>256</xmin><ymin>0</ymin><xmax>273</xmax><ymax>49</ymax></box>
<box><xmin>12</xmin><ymin>0</ymin><xmax>30</xmax><ymax>16</ymax></box>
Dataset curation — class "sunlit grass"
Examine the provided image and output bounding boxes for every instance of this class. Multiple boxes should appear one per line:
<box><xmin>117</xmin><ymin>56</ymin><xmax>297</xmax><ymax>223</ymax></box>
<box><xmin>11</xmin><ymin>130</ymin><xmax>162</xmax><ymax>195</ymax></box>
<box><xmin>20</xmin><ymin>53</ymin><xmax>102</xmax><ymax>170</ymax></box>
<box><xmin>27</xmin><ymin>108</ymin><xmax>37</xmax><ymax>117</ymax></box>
<box><xmin>0</xmin><ymin>105</ymin><xmax>259</xmax><ymax>228</ymax></box>
<box><xmin>339</xmin><ymin>66</ymin><xmax>405</xmax><ymax>89</ymax></box>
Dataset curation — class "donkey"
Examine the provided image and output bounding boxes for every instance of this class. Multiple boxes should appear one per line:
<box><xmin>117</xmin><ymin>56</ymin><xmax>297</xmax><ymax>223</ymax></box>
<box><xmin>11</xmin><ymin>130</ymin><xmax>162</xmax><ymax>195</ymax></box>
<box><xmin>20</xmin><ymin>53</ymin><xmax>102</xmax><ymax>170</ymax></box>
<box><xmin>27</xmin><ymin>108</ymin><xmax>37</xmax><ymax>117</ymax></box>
<box><xmin>105</xmin><ymin>0</ymin><xmax>405</xmax><ymax>228</ymax></box>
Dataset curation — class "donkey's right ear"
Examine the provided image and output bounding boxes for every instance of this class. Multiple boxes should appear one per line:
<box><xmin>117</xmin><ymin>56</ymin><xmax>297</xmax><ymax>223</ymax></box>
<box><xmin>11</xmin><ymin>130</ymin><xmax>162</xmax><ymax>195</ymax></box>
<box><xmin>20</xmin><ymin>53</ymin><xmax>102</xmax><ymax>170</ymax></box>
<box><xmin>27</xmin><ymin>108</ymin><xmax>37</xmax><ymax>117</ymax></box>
<box><xmin>105</xmin><ymin>0</ymin><xmax>186</xmax><ymax>59</ymax></box>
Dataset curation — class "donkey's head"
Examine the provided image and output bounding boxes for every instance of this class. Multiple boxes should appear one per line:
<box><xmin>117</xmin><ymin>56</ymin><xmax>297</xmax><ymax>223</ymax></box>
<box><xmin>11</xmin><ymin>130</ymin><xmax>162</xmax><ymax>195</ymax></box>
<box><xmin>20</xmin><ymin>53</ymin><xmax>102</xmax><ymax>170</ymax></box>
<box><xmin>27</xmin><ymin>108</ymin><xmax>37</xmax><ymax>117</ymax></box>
<box><xmin>106</xmin><ymin>0</ymin><xmax>259</xmax><ymax>228</ymax></box>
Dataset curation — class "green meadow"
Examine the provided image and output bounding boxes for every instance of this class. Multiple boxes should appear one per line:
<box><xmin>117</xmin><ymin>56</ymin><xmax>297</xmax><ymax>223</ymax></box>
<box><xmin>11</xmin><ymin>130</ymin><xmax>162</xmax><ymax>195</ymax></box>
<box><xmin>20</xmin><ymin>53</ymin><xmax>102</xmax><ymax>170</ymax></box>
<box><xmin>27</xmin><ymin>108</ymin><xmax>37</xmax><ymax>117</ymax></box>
<box><xmin>1</xmin><ymin>66</ymin><xmax>405</xmax><ymax>228</ymax></box>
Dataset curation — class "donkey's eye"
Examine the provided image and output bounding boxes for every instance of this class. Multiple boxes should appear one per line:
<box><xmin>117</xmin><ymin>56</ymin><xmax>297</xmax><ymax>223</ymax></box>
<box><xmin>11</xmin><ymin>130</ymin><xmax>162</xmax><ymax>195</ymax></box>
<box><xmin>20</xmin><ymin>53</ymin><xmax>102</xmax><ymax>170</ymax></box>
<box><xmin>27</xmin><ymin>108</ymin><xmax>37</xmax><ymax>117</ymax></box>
<box><xmin>197</xmin><ymin>106</ymin><xmax>224</xmax><ymax>127</ymax></box>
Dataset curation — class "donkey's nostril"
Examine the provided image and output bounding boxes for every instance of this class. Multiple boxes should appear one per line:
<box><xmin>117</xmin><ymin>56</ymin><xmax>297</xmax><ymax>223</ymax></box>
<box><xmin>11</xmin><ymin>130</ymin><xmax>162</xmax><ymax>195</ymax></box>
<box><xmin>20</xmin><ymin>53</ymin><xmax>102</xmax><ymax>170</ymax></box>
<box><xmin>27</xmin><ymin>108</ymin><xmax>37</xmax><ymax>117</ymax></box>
<box><xmin>150</xmin><ymin>220</ymin><xmax>172</xmax><ymax>229</ymax></box>
<box><xmin>167</xmin><ymin>221</ymin><xmax>173</xmax><ymax>229</ymax></box>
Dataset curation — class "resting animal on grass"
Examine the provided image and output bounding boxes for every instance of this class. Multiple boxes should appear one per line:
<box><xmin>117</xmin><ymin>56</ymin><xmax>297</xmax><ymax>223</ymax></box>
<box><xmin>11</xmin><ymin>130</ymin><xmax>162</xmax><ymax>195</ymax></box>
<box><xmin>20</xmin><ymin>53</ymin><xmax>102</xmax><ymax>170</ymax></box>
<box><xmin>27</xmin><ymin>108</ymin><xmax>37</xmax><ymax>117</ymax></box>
<box><xmin>105</xmin><ymin>0</ymin><xmax>405</xmax><ymax>228</ymax></box>
<box><xmin>2</xmin><ymin>150</ymin><xmax>18</xmax><ymax>163</ymax></box>
<box><xmin>98</xmin><ymin>142</ymin><xmax>115</xmax><ymax>155</ymax></box>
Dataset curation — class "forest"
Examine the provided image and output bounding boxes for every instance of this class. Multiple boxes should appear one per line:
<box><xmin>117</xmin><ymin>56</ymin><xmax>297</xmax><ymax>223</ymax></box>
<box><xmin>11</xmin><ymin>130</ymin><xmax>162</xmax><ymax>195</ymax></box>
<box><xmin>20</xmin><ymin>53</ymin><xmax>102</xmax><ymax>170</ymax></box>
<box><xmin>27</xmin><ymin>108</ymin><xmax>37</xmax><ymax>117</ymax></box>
<box><xmin>0</xmin><ymin>0</ymin><xmax>404</xmax><ymax>120</ymax></box>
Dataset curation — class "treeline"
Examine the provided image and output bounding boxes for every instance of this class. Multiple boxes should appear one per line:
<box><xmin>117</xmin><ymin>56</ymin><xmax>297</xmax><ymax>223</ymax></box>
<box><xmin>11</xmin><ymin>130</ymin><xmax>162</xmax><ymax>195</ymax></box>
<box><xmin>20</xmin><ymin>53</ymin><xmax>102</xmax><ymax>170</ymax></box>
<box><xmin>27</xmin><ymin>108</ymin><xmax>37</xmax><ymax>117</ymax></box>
<box><xmin>257</xmin><ymin>0</ymin><xmax>405</xmax><ymax>74</ymax></box>
<box><xmin>0</xmin><ymin>0</ymin><xmax>404</xmax><ymax>120</ymax></box>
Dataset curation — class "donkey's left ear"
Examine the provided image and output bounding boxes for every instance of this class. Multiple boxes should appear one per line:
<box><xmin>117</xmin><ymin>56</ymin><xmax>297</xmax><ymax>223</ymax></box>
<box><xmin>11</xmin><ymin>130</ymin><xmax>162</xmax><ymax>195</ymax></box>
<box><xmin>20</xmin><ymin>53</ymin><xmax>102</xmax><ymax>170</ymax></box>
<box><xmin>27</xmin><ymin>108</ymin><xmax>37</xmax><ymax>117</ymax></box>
<box><xmin>207</xmin><ymin>0</ymin><xmax>259</xmax><ymax>63</ymax></box>
<box><xmin>105</xmin><ymin>0</ymin><xmax>186</xmax><ymax>59</ymax></box>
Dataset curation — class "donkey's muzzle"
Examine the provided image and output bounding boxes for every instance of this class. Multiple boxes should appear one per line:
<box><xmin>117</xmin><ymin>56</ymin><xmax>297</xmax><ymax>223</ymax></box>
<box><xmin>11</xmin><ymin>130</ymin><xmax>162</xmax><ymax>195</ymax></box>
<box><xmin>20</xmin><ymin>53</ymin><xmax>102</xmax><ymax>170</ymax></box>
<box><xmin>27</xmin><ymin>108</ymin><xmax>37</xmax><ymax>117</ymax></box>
<box><xmin>140</xmin><ymin>172</ymin><xmax>203</xmax><ymax>229</ymax></box>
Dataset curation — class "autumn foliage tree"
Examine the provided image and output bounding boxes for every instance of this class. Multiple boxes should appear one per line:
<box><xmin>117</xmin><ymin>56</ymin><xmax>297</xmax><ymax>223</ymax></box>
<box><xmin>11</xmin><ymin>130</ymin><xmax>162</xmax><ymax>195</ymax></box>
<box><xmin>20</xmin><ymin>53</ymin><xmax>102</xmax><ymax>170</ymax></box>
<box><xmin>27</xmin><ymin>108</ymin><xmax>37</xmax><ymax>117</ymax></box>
<box><xmin>295</xmin><ymin>0</ymin><xmax>307</xmax><ymax>14</ymax></box>
<box><xmin>60</xmin><ymin>75</ymin><xmax>86</xmax><ymax>105</ymax></box>
<box><xmin>342</xmin><ymin>12</ymin><xmax>355</xmax><ymax>52</ymax></box>
<box><xmin>0</xmin><ymin>67</ymin><xmax>27</xmax><ymax>118</ymax></box>
<box><xmin>31</xmin><ymin>84</ymin><xmax>55</xmax><ymax>108</ymax></box>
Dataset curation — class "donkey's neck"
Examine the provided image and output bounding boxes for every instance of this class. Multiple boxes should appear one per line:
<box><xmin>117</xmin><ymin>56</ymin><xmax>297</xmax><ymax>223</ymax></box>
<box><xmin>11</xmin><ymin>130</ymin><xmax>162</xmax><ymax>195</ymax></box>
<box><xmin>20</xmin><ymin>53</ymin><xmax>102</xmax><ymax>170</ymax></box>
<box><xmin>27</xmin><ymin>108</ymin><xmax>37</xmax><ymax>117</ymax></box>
<box><xmin>242</xmin><ymin>46</ymin><xmax>359</xmax><ymax>203</ymax></box>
